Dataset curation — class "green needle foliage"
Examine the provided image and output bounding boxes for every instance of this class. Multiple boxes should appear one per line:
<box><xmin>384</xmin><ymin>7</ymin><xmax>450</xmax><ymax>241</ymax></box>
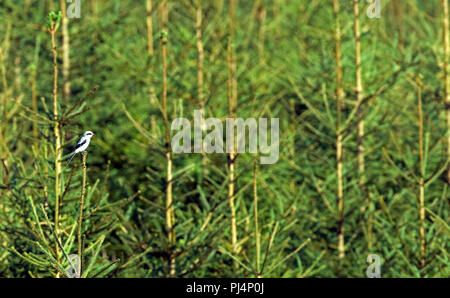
<box><xmin>0</xmin><ymin>0</ymin><xmax>448</xmax><ymax>278</ymax></box>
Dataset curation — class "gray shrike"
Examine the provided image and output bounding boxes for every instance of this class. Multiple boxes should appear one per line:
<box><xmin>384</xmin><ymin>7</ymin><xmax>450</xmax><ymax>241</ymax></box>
<box><xmin>66</xmin><ymin>131</ymin><xmax>94</xmax><ymax>166</ymax></box>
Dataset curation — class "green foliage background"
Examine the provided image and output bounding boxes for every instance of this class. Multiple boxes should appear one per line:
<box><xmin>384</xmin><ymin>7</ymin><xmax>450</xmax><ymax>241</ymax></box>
<box><xmin>0</xmin><ymin>0</ymin><xmax>448</xmax><ymax>277</ymax></box>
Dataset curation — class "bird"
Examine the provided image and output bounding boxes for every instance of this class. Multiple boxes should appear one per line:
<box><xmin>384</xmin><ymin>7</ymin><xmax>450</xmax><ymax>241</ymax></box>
<box><xmin>66</xmin><ymin>131</ymin><xmax>94</xmax><ymax>166</ymax></box>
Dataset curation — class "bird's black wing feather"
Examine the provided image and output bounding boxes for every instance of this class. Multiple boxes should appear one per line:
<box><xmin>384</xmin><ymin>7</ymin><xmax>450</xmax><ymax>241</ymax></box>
<box><xmin>75</xmin><ymin>139</ymin><xmax>87</xmax><ymax>150</ymax></box>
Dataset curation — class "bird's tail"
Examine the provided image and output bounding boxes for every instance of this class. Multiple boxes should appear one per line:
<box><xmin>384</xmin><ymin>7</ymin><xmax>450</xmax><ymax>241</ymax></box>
<box><xmin>66</xmin><ymin>152</ymin><xmax>77</xmax><ymax>166</ymax></box>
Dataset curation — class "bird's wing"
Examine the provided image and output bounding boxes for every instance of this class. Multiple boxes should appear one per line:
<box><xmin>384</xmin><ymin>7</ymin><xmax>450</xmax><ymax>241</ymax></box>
<box><xmin>75</xmin><ymin>138</ymin><xmax>87</xmax><ymax>151</ymax></box>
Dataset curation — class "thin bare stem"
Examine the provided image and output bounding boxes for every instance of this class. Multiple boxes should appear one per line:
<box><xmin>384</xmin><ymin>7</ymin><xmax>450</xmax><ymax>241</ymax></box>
<box><xmin>31</xmin><ymin>36</ymin><xmax>40</xmax><ymax>140</ymax></box>
<box><xmin>353</xmin><ymin>0</ymin><xmax>365</xmax><ymax>187</ymax></box>
<box><xmin>416</xmin><ymin>78</ymin><xmax>426</xmax><ymax>271</ymax></box>
<box><xmin>146</xmin><ymin>0</ymin><xmax>154</xmax><ymax>57</ymax></box>
<box><xmin>49</xmin><ymin>18</ymin><xmax>62</xmax><ymax>266</ymax></box>
<box><xmin>146</xmin><ymin>0</ymin><xmax>157</xmax><ymax>136</ymax></box>
<box><xmin>256</xmin><ymin>3</ymin><xmax>266</xmax><ymax>61</ymax></box>
<box><xmin>196</xmin><ymin>3</ymin><xmax>207</xmax><ymax>178</ymax></box>
<box><xmin>78</xmin><ymin>152</ymin><xmax>87</xmax><ymax>278</ymax></box>
<box><xmin>227</xmin><ymin>0</ymin><xmax>238</xmax><ymax>262</ymax></box>
<box><xmin>443</xmin><ymin>0</ymin><xmax>450</xmax><ymax>184</ymax></box>
<box><xmin>60</xmin><ymin>0</ymin><xmax>71</xmax><ymax>99</ymax></box>
<box><xmin>367</xmin><ymin>193</ymin><xmax>374</xmax><ymax>250</ymax></box>
<box><xmin>160</xmin><ymin>1</ymin><xmax>175</xmax><ymax>277</ymax></box>
<box><xmin>253</xmin><ymin>163</ymin><xmax>261</xmax><ymax>276</ymax></box>
<box><xmin>196</xmin><ymin>4</ymin><xmax>204</xmax><ymax>109</ymax></box>
<box><xmin>334</xmin><ymin>0</ymin><xmax>345</xmax><ymax>260</ymax></box>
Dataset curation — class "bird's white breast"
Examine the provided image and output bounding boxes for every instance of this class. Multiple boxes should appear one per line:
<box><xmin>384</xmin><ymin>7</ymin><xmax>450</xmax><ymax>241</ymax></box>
<box><xmin>75</xmin><ymin>137</ymin><xmax>91</xmax><ymax>153</ymax></box>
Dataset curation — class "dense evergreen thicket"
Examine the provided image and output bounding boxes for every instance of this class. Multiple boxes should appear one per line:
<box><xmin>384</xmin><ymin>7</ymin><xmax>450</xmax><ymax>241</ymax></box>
<box><xmin>0</xmin><ymin>0</ymin><xmax>448</xmax><ymax>277</ymax></box>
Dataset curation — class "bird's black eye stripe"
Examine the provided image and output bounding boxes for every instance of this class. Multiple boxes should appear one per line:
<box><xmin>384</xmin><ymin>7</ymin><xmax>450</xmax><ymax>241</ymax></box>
<box><xmin>86</xmin><ymin>132</ymin><xmax>93</xmax><ymax>136</ymax></box>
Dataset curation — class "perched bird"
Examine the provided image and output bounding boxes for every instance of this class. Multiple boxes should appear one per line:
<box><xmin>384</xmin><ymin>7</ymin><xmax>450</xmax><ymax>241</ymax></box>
<box><xmin>66</xmin><ymin>131</ymin><xmax>94</xmax><ymax>166</ymax></box>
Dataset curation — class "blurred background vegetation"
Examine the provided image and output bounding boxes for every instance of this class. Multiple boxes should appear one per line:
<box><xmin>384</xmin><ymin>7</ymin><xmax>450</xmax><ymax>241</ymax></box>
<box><xmin>0</xmin><ymin>0</ymin><xmax>448</xmax><ymax>277</ymax></box>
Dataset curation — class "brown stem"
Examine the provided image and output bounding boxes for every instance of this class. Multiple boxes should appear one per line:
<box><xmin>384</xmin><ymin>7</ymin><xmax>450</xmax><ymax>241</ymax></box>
<box><xmin>227</xmin><ymin>0</ymin><xmax>238</xmax><ymax>261</ymax></box>
<box><xmin>367</xmin><ymin>193</ymin><xmax>374</xmax><ymax>250</ymax></box>
<box><xmin>146</xmin><ymin>0</ymin><xmax>157</xmax><ymax>136</ymax></box>
<box><xmin>196</xmin><ymin>3</ymin><xmax>207</xmax><ymax>177</ymax></box>
<box><xmin>60</xmin><ymin>0</ymin><xmax>71</xmax><ymax>99</ymax></box>
<box><xmin>145</xmin><ymin>0</ymin><xmax>154</xmax><ymax>57</ymax></box>
<box><xmin>256</xmin><ymin>4</ymin><xmax>266</xmax><ymax>61</ymax></box>
<box><xmin>196</xmin><ymin>5</ymin><xmax>204</xmax><ymax>109</ymax></box>
<box><xmin>49</xmin><ymin>20</ymin><xmax>62</xmax><ymax>266</ymax></box>
<box><xmin>31</xmin><ymin>38</ymin><xmax>39</xmax><ymax>140</ymax></box>
<box><xmin>443</xmin><ymin>0</ymin><xmax>450</xmax><ymax>184</ymax></box>
<box><xmin>160</xmin><ymin>1</ymin><xmax>175</xmax><ymax>277</ymax></box>
<box><xmin>334</xmin><ymin>0</ymin><xmax>345</xmax><ymax>260</ymax></box>
<box><xmin>353</xmin><ymin>0</ymin><xmax>365</xmax><ymax>187</ymax></box>
<box><xmin>416</xmin><ymin>78</ymin><xmax>426</xmax><ymax>272</ymax></box>
<box><xmin>78</xmin><ymin>152</ymin><xmax>87</xmax><ymax>278</ymax></box>
<box><xmin>253</xmin><ymin>163</ymin><xmax>260</xmax><ymax>275</ymax></box>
